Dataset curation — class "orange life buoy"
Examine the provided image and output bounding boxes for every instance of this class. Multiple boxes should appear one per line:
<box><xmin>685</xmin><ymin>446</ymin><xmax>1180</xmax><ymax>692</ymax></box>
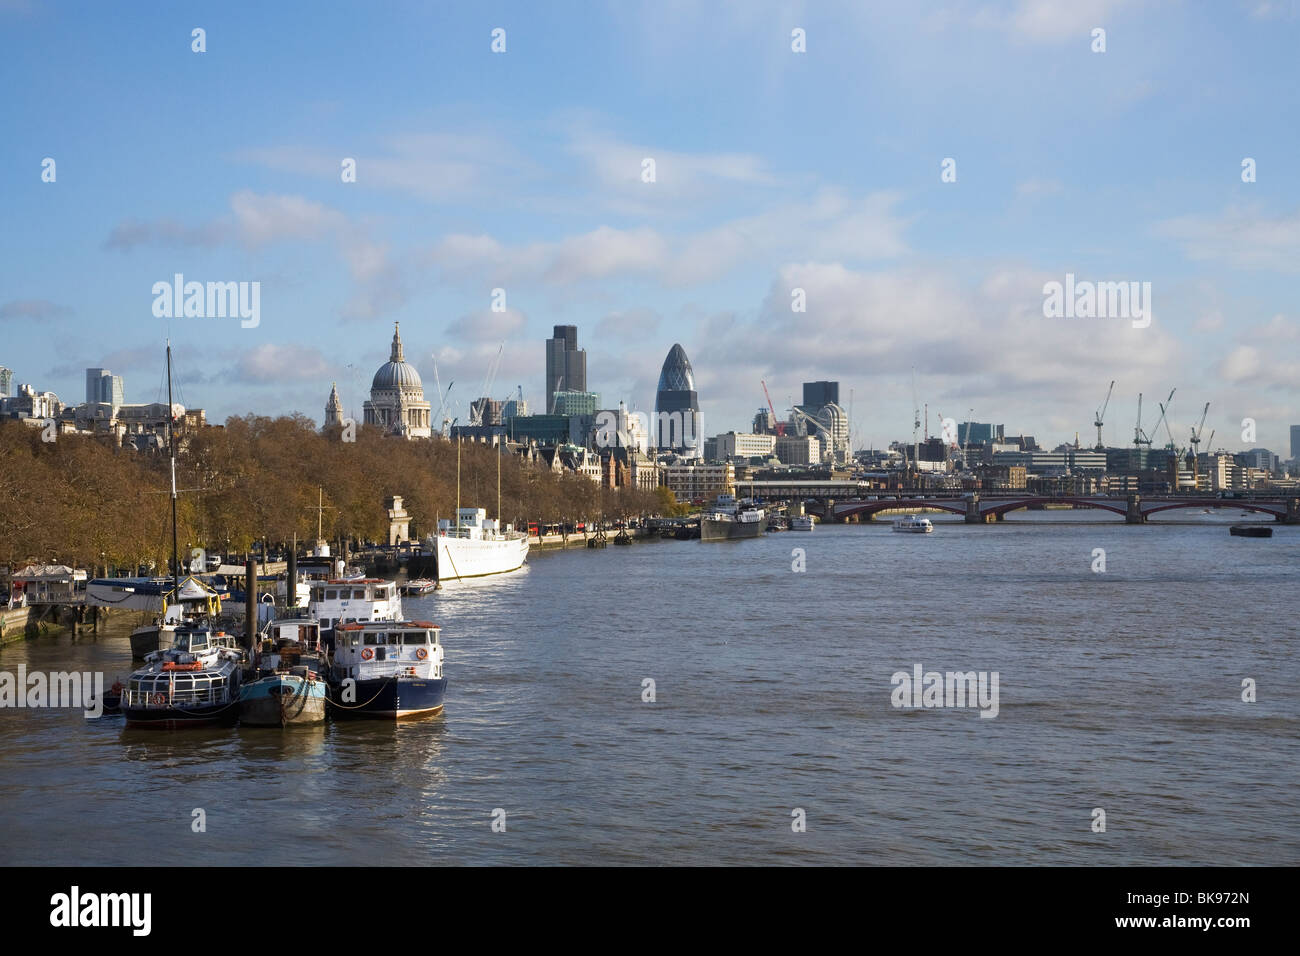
<box><xmin>152</xmin><ymin>692</ymin><xmax>166</xmax><ymax>706</ymax></box>
<box><xmin>360</xmin><ymin>647</ymin><xmax>374</xmax><ymax>661</ymax></box>
<box><xmin>416</xmin><ymin>647</ymin><xmax>428</xmax><ymax>660</ymax></box>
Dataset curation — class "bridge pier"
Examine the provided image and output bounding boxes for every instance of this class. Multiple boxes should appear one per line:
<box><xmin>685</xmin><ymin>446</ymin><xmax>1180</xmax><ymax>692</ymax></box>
<box><xmin>1283</xmin><ymin>497</ymin><xmax>1300</xmax><ymax>524</ymax></box>
<box><xmin>1126</xmin><ymin>494</ymin><xmax>1146</xmax><ymax>524</ymax></box>
<box><xmin>965</xmin><ymin>495</ymin><xmax>983</xmax><ymax>524</ymax></box>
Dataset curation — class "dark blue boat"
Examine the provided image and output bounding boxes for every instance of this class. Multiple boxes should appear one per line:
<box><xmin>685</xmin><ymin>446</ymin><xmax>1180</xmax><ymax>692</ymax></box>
<box><xmin>327</xmin><ymin>620</ymin><xmax>446</xmax><ymax>719</ymax></box>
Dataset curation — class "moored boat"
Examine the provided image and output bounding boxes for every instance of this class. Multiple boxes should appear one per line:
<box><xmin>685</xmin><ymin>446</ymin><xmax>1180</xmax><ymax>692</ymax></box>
<box><xmin>327</xmin><ymin>620</ymin><xmax>446</xmax><ymax>719</ymax></box>
<box><xmin>400</xmin><ymin>578</ymin><xmax>438</xmax><ymax>596</ymax></box>
<box><xmin>307</xmin><ymin>578</ymin><xmax>402</xmax><ymax>637</ymax></box>
<box><xmin>121</xmin><ymin>625</ymin><xmax>245</xmax><ymax>729</ymax></box>
<box><xmin>700</xmin><ymin>494</ymin><xmax>765</xmax><ymax>542</ymax></box>
<box><xmin>240</xmin><ymin>616</ymin><xmax>327</xmax><ymax>726</ymax></box>
<box><xmin>790</xmin><ymin>515</ymin><xmax>815</xmax><ymax>532</ymax></box>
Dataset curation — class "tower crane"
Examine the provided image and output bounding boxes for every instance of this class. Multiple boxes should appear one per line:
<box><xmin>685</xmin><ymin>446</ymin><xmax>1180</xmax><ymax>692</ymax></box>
<box><xmin>911</xmin><ymin>369</ymin><xmax>920</xmax><ymax>476</ymax></box>
<box><xmin>1094</xmin><ymin>380</ymin><xmax>1115</xmax><ymax>451</ymax></box>
<box><xmin>760</xmin><ymin>380</ymin><xmax>786</xmax><ymax>436</ymax></box>
<box><xmin>1189</xmin><ymin>402</ymin><xmax>1210</xmax><ymax>457</ymax></box>
<box><xmin>962</xmin><ymin>412</ymin><xmax>974</xmax><ymax>471</ymax></box>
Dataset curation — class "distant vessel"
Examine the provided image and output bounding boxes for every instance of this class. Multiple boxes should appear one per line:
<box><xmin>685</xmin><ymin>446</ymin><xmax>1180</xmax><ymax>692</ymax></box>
<box><xmin>121</xmin><ymin>625</ymin><xmax>245</xmax><ymax>729</ymax></box>
<box><xmin>308</xmin><ymin>578</ymin><xmax>403</xmax><ymax>636</ymax></box>
<box><xmin>700</xmin><ymin>494</ymin><xmax>765</xmax><ymax>542</ymax></box>
<box><xmin>893</xmin><ymin>515</ymin><xmax>934</xmax><ymax>533</ymax></box>
<box><xmin>239</xmin><ymin>616</ymin><xmax>326</xmax><ymax>726</ymax></box>
<box><xmin>1229</xmin><ymin>524</ymin><xmax>1272</xmax><ymax>538</ymax></box>
<box><xmin>328</xmin><ymin>620</ymin><xmax>447</xmax><ymax>719</ymax></box>
<box><xmin>424</xmin><ymin>441</ymin><xmax>528</xmax><ymax>581</ymax></box>
<box><xmin>790</xmin><ymin>515</ymin><xmax>815</xmax><ymax>532</ymax></box>
<box><xmin>430</xmin><ymin>509</ymin><xmax>530</xmax><ymax>580</ymax></box>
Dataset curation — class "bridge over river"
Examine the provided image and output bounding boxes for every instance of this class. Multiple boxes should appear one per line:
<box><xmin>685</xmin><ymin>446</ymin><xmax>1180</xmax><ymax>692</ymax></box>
<box><xmin>740</xmin><ymin>482</ymin><xmax>1300</xmax><ymax>524</ymax></box>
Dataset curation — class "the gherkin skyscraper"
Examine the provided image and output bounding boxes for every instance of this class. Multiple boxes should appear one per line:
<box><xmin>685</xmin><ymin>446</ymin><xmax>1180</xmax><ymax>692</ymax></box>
<box><xmin>654</xmin><ymin>343</ymin><xmax>701</xmax><ymax>454</ymax></box>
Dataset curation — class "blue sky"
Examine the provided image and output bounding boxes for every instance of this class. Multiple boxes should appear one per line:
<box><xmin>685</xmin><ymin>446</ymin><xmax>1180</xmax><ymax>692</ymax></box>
<box><xmin>2</xmin><ymin>0</ymin><xmax>1298</xmax><ymax>454</ymax></box>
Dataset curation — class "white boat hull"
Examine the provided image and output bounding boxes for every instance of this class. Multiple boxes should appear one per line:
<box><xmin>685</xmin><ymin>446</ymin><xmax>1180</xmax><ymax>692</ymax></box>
<box><xmin>436</xmin><ymin>534</ymin><xmax>529</xmax><ymax>580</ymax></box>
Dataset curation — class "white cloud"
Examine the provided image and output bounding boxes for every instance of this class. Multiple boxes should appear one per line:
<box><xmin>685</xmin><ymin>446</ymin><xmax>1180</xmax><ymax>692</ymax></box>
<box><xmin>1154</xmin><ymin>205</ymin><xmax>1300</xmax><ymax>272</ymax></box>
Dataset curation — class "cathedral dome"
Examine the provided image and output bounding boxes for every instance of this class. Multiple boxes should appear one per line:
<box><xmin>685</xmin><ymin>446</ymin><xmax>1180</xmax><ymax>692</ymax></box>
<box><xmin>372</xmin><ymin>323</ymin><xmax>422</xmax><ymax>390</ymax></box>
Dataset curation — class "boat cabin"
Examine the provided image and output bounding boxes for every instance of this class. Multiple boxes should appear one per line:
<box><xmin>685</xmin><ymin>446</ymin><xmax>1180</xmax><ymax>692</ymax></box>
<box><xmin>308</xmin><ymin>578</ymin><xmax>402</xmax><ymax>633</ymax></box>
<box><xmin>332</xmin><ymin>621</ymin><xmax>443</xmax><ymax>681</ymax></box>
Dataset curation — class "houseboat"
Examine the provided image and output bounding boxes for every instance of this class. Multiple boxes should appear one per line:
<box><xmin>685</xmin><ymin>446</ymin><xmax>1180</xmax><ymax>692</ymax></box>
<box><xmin>327</xmin><ymin>620</ymin><xmax>446</xmax><ymax>719</ymax></box>
<box><xmin>239</xmin><ymin>615</ymin><xmax>326</xmax><ymax>726</ymax></box>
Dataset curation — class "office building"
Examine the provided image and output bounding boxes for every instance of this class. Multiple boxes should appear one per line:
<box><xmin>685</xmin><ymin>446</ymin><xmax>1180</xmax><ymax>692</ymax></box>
<box><xmin>545</xmin><ymin>325</ymin><xmax>587</xmax><ymax>414</ymax></box>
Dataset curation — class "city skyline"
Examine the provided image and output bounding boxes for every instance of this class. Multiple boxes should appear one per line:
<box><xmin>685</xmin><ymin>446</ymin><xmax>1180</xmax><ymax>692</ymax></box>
<box><xmin>2</xmin><ymin>2</ymin><xmax>1298</xmax><ymax>451</ymax></box>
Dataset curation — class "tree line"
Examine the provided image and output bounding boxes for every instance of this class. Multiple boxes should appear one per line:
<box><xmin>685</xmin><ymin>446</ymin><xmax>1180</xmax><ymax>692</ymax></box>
<box><xmin>0</xmin><ymin>417</ymin><xmax>679</xmax><ymax>572</ymax></box>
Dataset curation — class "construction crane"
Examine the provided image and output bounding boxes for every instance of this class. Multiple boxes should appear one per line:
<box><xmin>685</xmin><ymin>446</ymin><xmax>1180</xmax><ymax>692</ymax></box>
<box><xmin>470</xmin><ymin>343</ymin><xmax>505</xmax><ymax>425</ymax></box>
<box><xmin>911</xmin><ymin>369</ymin><xmax>920</xmax><ymax>477</ymax></box>
<box><xmin>1188</xmin><ymin>402</ymin><xmax>1210</xmax><ymax>457</ymax></box>
<box><xmin>760</xmin><ymin>380</ymin><xmax>786</xmax><ymax>436</ymax></box>
<box><xmin>431</xmin><ymin>356</ymin><xmax>454</xmax><ymax>438</ymax></box>
<box><xmin>1094</xmin><ymin>380</ymin><xmax>1115</xmax><ymax>451</ymax></box>
<box><xmin>961</xmin><ymin>412</ymin><xmax>974</xmax><ymax>471</ymax></box>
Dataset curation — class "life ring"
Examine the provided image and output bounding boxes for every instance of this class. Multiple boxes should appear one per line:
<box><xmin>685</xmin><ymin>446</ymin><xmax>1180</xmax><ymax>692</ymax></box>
<box><xmin>152</xmin><ymin>692</ymin><xmax>167</xmax><ymax>706</ymax></box>
<box><xmin>360</xmin><ymin>647</ymin><xmax>374</xmax><ymax>661</ymax></box>
<box><xmin>416</xmin><ymin>647</ymin><xmax>428</xmax><ymax>660</ymax></box>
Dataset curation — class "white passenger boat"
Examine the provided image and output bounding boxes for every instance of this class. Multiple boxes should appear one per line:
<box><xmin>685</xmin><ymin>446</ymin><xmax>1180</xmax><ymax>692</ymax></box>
<box><xmin>307</xmin><ymin>578</ymin><xmax>403</xmax><ymax>636</ymax></box>
<box><xmin>892</xmin><ymin>515</ymin><xmax>934</xmax><ymax>533</ymax></box>
<box><xmin>790</xmin><ymin>515</ymin><xmax>815</xmax><ymax>532</ymax></box>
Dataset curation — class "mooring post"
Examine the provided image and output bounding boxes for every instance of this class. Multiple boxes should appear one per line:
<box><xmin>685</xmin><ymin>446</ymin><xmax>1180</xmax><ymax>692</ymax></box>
<box><xmin>244</xmin><ymin>558</ymin><xmax>257</xmax><ymax>650</ymax></box>
<box><xmin>286</xmin><ymin>548</ymin><xmax>297</xmax><ymax>609</ymax></box>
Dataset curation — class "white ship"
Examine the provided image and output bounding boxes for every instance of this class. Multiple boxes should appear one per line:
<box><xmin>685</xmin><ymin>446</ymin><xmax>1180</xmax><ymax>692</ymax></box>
<box><xmin>428</xmin><ymin>508</ymin><xmax>529</xmax><ymax>581</ymax></box>
<box><xmin>790</xmin><ymin>515</ymin><xmax>815</xmax><ymax>532</ymax></box>
<box><xmin>892</xmin><ymin>515</ymin><xmax>934</xmax><ymax>533</ymax></box>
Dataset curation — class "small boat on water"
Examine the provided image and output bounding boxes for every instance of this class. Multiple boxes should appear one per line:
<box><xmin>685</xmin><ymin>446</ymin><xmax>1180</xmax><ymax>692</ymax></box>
<box><xmin>893</xmin><ymin>515</ymin><xmax>934</xmax><ymax>534</ymax></box>
<box><xmin>240</xmin><ymin>616</ymin><xmax>326</xmax><ymax>726</ymax></box>
<box><xmin>1229</xmin><ymin>525</ymin><xmax>1272</xmax><ymax>538</ymax></box>
<box><xmin>790</xmin><ymin>515</ymin><xmax>815</xmax><ymax>532</ymax></box>
<box><xmin>400</xmin><ymin>579</ymin><xmax>438</xmax><ymax>596</ymax></box>
<box><xmin>121</xmin><ymin>625</ymin><xmax>245</xmax><ymax>729</ymax></box>
<box><xmin>327</xmin><ymin>620</ymin><xmax>446</xmax><ymax>719</ymax></box>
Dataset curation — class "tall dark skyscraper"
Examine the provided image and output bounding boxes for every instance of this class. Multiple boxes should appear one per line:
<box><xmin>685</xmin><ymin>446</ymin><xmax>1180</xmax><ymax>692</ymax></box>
<box><xmin>545</xmin><ymin>325</ymin><xmax>587</xmax><ymax>414</ymax></box>
<box><xmin>802</xmin><ymin>380</ymin><xmax>839</xmax><ymax>408</ymax></box>
<box><xmin>655</xmin><ymin>343</ymin><xmax>701</xmax><ymax>454</ymax></box>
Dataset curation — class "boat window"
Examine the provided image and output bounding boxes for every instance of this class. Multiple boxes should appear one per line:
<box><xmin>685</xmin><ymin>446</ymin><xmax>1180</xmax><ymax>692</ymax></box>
<box><xmin>353</xmin><ymin>589</ymin><xmax>366</xmax><ymax>600</ymax></box>
<box><xmin>325</xmin><ymin>589</ymin><xmax>338</xmax><ymax>600</ymax></box>
<box><xmin>364</xmin><ymin>633</ymin><xmax>378</xmax><ymax>645</ymax></box>
<box><xmin>403</xmin><ymin>632</ymin><xmax>426</xmax><ymax>645</ymax></box>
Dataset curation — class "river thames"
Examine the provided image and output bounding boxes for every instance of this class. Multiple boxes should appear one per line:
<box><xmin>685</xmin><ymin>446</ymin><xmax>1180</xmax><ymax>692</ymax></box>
<box><xmin>1</xmin><ymin>510</ymin><xmax>1296</xmax><ymax>865</ymax></box>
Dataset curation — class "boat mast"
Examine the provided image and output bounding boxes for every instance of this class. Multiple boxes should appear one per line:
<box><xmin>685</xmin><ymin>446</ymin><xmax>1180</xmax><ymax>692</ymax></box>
<box><xmin>166</xmin><ymin>342</ymin><xmax>179</xmax><ymax>594</ymax></box>
<box><xmin>497</xmin><ymin>437</ymin><xmax>502</xmax><ymax>527</ymax></box>
<box><xmin>455</xmin><ymin>437</ymin><xmax>461</xmax><ymax>529</ymax></box>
